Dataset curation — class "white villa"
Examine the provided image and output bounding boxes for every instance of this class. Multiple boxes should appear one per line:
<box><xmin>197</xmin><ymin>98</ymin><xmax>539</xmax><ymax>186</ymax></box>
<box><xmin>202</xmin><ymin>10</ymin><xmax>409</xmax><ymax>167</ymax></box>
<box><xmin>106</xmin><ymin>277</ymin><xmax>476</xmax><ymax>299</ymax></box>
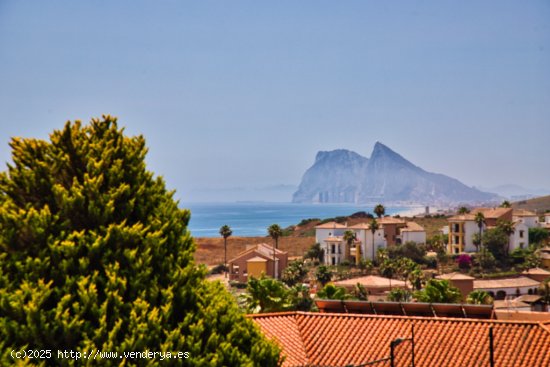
<box><xmin>447</xmin><ymin>208</ymin><xmax>542</xmax><ymax>255</ymax></box>
<box><xmin>315</xmin><ymin>217</ymin><xmax>426</xmax><ymax>265</ymax></box>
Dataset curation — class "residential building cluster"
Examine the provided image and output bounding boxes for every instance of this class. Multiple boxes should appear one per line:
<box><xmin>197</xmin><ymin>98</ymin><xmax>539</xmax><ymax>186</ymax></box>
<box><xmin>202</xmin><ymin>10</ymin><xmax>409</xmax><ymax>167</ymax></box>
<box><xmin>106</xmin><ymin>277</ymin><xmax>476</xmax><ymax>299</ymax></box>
<box><xmin>315</xmin><ymin>217</ymin><xmax>426</xmax><ymax>265</ymax></box>
<box><xmin>447</xmin><ymin>207</ymin><xmax>546</xmax><ymax>254</ymax></box>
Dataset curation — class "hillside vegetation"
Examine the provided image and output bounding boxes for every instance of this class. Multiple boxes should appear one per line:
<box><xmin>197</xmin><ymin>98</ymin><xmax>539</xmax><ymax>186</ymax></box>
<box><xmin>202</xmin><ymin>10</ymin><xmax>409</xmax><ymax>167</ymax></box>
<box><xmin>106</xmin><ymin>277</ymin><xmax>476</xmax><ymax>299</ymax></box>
<box><xmin>512</xmin><ymin>195</ymin><xmax>550</xmax><ymax>214</ymax></box>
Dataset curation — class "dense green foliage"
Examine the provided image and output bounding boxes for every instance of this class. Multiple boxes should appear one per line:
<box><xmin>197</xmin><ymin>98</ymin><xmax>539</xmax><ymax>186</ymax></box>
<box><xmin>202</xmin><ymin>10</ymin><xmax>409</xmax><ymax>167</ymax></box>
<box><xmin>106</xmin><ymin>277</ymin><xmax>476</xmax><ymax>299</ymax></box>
<box><xmin>529</xmin><ymin>227</ymin><xmax>549</xmax><ymax>246</ymax></box>
<box><xmin>244</xmin><ymin>276</ymin><xmax>313</xmax><ymax>313</ymax></box>
<box><xmin>482</xmin><ymin>227</ymin><xmax>509</xmax><ymax>260</ymax></box>
<box><xmin>281</xmin><ymin>260</ymin><xmax>308</xmax><ymax>287</ymax></box>
<box><xmin>466</xmin><ymin>290</ymin><xmax>493</xmax><ymax>305</ymax></box>
<box><xmin>0</xmin><ymin>118</ymin><xmax>279</xmax><ymax>366</ymax></box>
<box><xmin>387</xmin><ymin>289</ymin><xmax>412</xmax><ymax>302</ymax></box>
<box><xmin>414</xmin><ymin>279</ymin><xmax>462</xmax><ymax>304</ymax></box>
<box><xmin>316</xmin><ymin>284</ymin><xmax>349</xmax><ymax>300</ymax></box>
<box><xmin>387</xmin><ymin>241</ymin><xmax>427</xmax><ymax>264</ymax></box>
<box><xmin>304</xmin><ymin>243</ymin><xmax>324</xmax><ymax>263</ymax></box>
<box><xmin>315</xmin><ymin>265</ymin><xmax>332</xmax><ymax>285</ymax></box>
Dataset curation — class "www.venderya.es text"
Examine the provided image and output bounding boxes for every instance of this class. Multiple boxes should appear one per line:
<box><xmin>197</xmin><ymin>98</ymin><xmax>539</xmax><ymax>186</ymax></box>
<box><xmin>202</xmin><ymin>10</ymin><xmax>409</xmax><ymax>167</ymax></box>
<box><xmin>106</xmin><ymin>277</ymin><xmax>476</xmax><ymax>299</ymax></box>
<box><xmin>11</xmin><ymin>349</ymin><xmax>190</xmax><ymax>361</ymax></box>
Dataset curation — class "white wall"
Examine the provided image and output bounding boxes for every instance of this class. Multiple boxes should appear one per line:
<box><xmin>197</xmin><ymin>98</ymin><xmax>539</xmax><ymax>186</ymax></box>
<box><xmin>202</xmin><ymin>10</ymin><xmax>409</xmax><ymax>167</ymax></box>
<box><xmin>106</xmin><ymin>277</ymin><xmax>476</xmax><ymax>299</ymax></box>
<box><xmin>514</xmin><ymin>215</ymin><xmax>539</xmax><ymax>228</ymax></box>
<box><xmin>463</xmin><ymin>221</ymin><xmax>481</xmax><ymax>252</ymax></box>
<box><xmin>510</xmin><ymin>222</ymin><xmax>529</xmax><ymax>251</ymax></box>
<box><xmin>315</xmin><ymin>228</ymin><xmax>345</xmax><ymax>245</ymax></box>
<box><xmin>352</xmin><ymin>228</ymin><xmax>386</xmax><ymax>261</ymax></box>
<box><xmin>402</xmin><ymin>231</ymin><xmax>426</xmax><ymax>244</ymax></box>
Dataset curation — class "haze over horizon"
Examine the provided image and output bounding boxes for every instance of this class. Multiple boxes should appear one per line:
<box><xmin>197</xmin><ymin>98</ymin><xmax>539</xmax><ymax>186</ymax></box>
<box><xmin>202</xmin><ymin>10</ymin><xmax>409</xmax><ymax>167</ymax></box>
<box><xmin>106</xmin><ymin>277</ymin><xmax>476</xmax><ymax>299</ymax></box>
<box><xmin>1</xmin><ymin>1</ymin><xmax>549</xmax><ymax>203</ymax></box>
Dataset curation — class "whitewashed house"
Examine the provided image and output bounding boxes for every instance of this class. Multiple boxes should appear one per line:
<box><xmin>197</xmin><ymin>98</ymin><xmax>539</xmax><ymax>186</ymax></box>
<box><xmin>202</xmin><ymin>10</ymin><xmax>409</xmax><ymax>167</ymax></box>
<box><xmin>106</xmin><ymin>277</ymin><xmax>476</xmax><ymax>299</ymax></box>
<box><xmin>401</xmin><ymin>222</ymin><xmax>427</xmax><ymax>244</ymax></box>
<box><xmin>512</xmin><ymin>209</ymin><xmax>540</xmax><ymax>228</ymax></box>
<box><xmin>314</xmin><ymin>222</ymin><xmax>347</xmax><ymax>265</ymax></box>
<box><xmin>315</xmin><ymin>218</ymin><xmax>425</xmax><ymax>264</ymax></box>
<box><xmin>447</xmin><ymin>207</ymin><xmax>534</xmax><ymax>254</ymax></box>
<box><xmin>510</xmin><ymin>221</ymin><xmax>529</xmax><ymax>251</ymax></box>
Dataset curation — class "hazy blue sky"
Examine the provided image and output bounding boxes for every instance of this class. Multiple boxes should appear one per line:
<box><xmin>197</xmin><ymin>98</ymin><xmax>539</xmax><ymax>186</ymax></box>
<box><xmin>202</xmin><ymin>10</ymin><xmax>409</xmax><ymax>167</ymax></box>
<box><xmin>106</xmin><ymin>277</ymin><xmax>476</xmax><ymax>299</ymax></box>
<box><xmin>1</xmin><ymin>1</ymin><xmax>549</xmax><ymax>202</ymax></box>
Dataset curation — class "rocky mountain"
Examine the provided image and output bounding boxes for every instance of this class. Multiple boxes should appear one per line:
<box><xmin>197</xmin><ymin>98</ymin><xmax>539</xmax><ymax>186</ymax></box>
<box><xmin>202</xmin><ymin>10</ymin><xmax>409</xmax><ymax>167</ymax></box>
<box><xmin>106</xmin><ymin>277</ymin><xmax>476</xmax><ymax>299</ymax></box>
<box><xmin>292</xmin><ymin>142</ymin><xmax>498</xmax><ymax>205</ymax></box>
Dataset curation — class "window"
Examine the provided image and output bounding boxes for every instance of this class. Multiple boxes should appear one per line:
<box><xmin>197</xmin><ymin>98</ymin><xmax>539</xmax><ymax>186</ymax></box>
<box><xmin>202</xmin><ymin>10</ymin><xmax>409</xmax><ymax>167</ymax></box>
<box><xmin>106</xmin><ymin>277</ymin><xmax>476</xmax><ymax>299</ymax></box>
<box><xmin>519</xmin><ymin>230</ymin><xmax>524</xmax><ymax>238</ymax></box>
<box><xmin>520</xmin><ymin>242</ymin><xmax>524</xmax><ymax>249</ymax></box>
<box><xmin>331</xmin><ymin>245</ymin><xmax>335</xmax><ymax>254</ymax></box>
<box><xmin>331</xmin><ymin>257</ymin><xmax>336</xmax><ymax>265</ymax></box>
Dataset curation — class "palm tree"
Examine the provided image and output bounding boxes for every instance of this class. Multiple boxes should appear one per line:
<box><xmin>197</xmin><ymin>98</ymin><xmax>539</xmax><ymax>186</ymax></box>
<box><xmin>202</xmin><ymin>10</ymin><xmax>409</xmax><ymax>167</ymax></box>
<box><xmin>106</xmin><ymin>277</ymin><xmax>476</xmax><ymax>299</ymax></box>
<box><xmin>414</xmin><ymin>279</ymin><xmax>462</xmax><ymax>303</ymax></box>
<box><xmin>268</xmin><ymin>224</ymin><xmax>283</xmax><ymax>278</ymax></box>
<box><xmin>379</xmin><ymin>259</ymin><xmax>396</xmax><ymax>290</ymax></box>
<box><xmin>458</xmin><ymin>206</ymin><xmax>470</xmax><ymax>214</ymax></box>
<box><xmin>374</xmin><ymin>204</ymin><xmax>385</xmax><ymax>218</ymax></box>
<box><xmin>315</xmin><ymin>265</ymin><xmax>332</xmax><ymax>286</ymax></box>
<box><xmin>219</xmin><ymin>225</ymin><xmax>233</xmax><ymax>278</ymax></box>
<box><xmin>474</xmin><ymin>212</ymin><xmax>485</xmax><ymax>252</ymax></box>
<box><xmin>466</xmin><ymin>290</ymin><xmax>493</xmax><ymax>305</ymax></box>
<box><xmin>369</xmin><ymin>218</ymin><xmax>379</xmax><ymax>261</ymax></box>
<box><xmin>343</xmin><ymin>230</ymin><xmax>356</xmax><ymax>264</ymax></box>
<box><xmin>500</xmin><ymin>200</ymin><xmax>511</xmax><ymax>208</ymax></box>
<box><xmin>498</xmin><ymin>220</ymin><xmax>515</xmax><ymax>256</ymax></box>
<box><xmin>317</xmin><ymin>284</ymin><xmax>349</xmax><ymax>300</ymax></box>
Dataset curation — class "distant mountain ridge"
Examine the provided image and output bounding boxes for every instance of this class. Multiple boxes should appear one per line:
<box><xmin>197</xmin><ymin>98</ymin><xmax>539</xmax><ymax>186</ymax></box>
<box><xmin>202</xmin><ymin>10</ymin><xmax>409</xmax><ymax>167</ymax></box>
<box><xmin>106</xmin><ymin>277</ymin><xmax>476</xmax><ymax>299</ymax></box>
<box><xmin>292</xmin><ymin>142</ymin><xmax>498</xmax><ymax>205</ymax></box>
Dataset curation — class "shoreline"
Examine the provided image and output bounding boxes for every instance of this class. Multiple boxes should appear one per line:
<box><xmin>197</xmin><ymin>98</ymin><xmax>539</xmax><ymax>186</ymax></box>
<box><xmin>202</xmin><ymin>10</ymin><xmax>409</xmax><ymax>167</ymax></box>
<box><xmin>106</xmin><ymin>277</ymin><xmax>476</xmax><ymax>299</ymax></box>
<box><xmin>192</xmin><ymin>204</ymin><xmax>437</xmax><ymax>239</ymax></box>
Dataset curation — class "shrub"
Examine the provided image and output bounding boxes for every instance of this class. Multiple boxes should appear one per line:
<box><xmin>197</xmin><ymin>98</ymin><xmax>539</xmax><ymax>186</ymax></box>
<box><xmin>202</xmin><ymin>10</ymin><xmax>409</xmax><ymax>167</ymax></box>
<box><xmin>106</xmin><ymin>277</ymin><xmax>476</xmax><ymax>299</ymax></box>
<box><xmin>388</xmin><ymin>288</ymin><xmax>413</xmax><ymax>302</ymax></box>
<box><xmin>281</xmin><ymin>259</ymin><xmax>308</xmax><ymax>286</ymax></box>
<box><xmin>304</xmin><ymin>242</ymin><xmax>324</xmax><ymax>262</ymax></box>
<box><xmin>315</xmin><ymin>265</ymin><xmax>332</xmax><ymax>286</ymax></box>
<box><xmin>456</xmin><ymin>254</ymin><xmax>473</xmax><ymax>269</ymax></box>
<box><xmin>388</xmin><ymin>241</ymin><xmax>427</xmax><ymax>264</ymax></box>
<box><xmin>0</xmin><ymin>118</ymin><xmax>279</xmax><ymax>366</ymax></box>
<box><xmin>210</xmin><ymin>263</ymin><xmax>229</xmax><ymax>274</ymax></box>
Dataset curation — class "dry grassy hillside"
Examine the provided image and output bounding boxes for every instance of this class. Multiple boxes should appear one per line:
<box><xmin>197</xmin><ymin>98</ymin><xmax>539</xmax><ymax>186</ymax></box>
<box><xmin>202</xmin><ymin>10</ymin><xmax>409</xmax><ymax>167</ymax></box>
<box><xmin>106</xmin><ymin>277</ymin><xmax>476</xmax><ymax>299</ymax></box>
<box><xmin>512</xmin><ymin>195</ymin><xmax>550</xmax><ymax>214</ymax></box>
<box><xmin>194</xmin><ymin>236</ymin><xmax>315</xmax><ymax>266</ymax></box>
<box><xmin>194</xmin><ymin>216</ymin><xmax>448</xmax><ymax>266</ymax></box>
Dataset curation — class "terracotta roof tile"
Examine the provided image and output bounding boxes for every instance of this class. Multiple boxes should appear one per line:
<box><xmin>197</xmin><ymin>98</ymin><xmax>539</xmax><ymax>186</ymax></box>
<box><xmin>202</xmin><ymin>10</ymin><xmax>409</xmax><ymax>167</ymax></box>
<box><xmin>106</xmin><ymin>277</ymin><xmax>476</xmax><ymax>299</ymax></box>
<box><xmin>251</xmin><ymin>312</ymin><xmax>550</xmax><ymax>367</ymax></box>
<box><xmin>513</xmin><ymin>209</ymin><xmax>538</xmax><ymax>217</ymax></box>
<box><xmin>436</xmin><ymin>272</ymin><xmax>475</xmax><ymax>280</ymax></box>
<box><xmin>522</xmin><ymin>267</ymin><xmax>550</xmax><ymax>276</ymax></box>
<box><xmin>473</xmin><ymin>277</ymin><xmax>540</xmax><ymax>290</ymax></box>
<box><xmin>315</xmin><ymin>221</ymin><xmax>348</xmax><ymax>229</ymax></box>
<box><xmin>333</xmin><ymin>275</ymin><xmax>408</xmax><ymax>289</ymax></box>
<box><xmin>377</xmin><ymin>217</ymin><xmax>406</xmax><ymax>224</ymax></box>
<box><xmin>228</xmin><ymin>243</ymin><xmax>285</xmax><ymax>263</ymax></box>
<box><xmin>400</xmin><ymin>221</ymin><xmax>425</xmax><ymax>232</ymax></box>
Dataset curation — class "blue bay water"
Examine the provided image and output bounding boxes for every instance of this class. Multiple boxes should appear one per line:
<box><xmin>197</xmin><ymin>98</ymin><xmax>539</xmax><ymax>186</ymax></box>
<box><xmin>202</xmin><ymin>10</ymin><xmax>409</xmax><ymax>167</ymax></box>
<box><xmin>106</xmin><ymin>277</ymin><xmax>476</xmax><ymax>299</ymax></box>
<box><xmin>184</xmin><ymin>202</ymin><xmax>414</xmax><ymax>237</ymax></box>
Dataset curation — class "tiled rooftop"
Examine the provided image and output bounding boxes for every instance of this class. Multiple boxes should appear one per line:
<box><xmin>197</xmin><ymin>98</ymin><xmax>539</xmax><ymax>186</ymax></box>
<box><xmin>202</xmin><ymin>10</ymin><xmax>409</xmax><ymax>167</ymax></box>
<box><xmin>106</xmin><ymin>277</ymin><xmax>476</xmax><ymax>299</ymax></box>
<box><xmin>401</xmin><ymin>221</ymin><xmax>425</xmax><ymax>232</ymax></box>
<box><xmin>436</xmin><ymin>272</ymin><xmax>475</xmax><ymax>280</ymax></box>
<box><xmin>250</xmin><ymin>312</ymin><xmax>550</xmax><ymax>367</ymax></box>
<box><xmin>473</xmin><ymin>276</ymin><xmax>540</xmax><ymax>290</ymax></box>
<box><xmin>315</xmin><ymin>221</ymin><xmax>348</xmax><ymax>229</ymax></box>
<box><xmin>334</xmin><ymin>275</ymin><xmax>408</xmax><ymax>289</ymax></box>
<box><xmin>228</xmin><ymin>243</ymin><xmax>285</xmax><ymax>263</ymax></box>
<box><xmin>513</xmin><ymin>209</ymin><xmax>538</xmax><ymax>217</ymax></box>
<box><xmin>449</xmin><ymin>207</ymin><xmax>513</xmax><ymax>221</ymax></box>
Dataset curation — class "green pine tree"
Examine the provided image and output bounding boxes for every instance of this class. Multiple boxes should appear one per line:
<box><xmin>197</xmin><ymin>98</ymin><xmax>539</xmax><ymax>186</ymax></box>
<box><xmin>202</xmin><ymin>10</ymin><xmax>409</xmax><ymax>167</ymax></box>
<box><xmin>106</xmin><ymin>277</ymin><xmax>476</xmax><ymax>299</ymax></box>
<box><xmin>0</xmin><ymin>116</ymin><xmax>280</xmax><ymax>366</ymax></box>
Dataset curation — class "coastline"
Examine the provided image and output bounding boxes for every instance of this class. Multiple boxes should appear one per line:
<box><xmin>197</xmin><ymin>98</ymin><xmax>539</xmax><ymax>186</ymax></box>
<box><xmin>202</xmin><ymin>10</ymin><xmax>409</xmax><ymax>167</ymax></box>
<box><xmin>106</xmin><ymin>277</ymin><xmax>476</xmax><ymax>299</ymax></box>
<box><xmin>189</xmin><ymin>202</ymin><xmax>440</xmax><ymax>239</ymax></box>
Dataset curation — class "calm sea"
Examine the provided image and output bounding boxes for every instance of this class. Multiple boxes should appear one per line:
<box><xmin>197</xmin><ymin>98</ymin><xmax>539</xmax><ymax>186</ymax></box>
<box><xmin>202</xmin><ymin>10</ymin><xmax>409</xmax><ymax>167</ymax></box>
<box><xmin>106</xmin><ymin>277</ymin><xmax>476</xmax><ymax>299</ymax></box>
<box><xmin>184</xmin><ymin>202</ymin><xmax>415</xmax><ymax>237</ymax></box>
